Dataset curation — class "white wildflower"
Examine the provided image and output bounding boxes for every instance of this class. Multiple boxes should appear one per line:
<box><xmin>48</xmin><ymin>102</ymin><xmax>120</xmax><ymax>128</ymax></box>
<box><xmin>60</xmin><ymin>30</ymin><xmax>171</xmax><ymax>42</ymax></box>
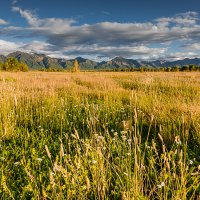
<box><xmin>127</xmin><ymin>139</ymin><xmax>132</xmax><ymax>145</ymax></box>
<box><xmin>189</xmin><ymin>160</ymin><xmax>193</xmax><ymax>165</ymax></box>
<box><xmin>114</xmin><ymin>132</ymin><xmax>118</xmax><ymax>137</ymax></box>
<box><xmin>98</xmin><ymin>136</ymin><xmax>104</xmax><ymax>140</ymax></box>
<box><xmin>14</xmin><ymin>162</ymin><xmax>20</xmax><ymax>166</ymax></box>
<box><xmin>122</xmin><ymin>135</ymin><xmax>127</xmax><ymax>141</ymax></box>
<box><xmin>157</xmin><ymin>181</ymin><xmax>165</xmax><ymax>188</ymax></box>
<box><xmin>92</xmin><ymin>160</ymin><xmax>97</xmax><ymax>164</ymax></box>
<box><xmin>121</xmin><ymin>131</ymin><xmax>128</xmax><ymax>135</ymax></box>
<box><xmin>161</xmin><ymin>182</ymin><xmax>165</xmax><ymax>187</ymax></box>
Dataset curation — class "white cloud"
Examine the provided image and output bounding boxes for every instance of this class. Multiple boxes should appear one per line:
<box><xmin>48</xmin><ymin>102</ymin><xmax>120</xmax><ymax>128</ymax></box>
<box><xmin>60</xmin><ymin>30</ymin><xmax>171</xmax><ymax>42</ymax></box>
<box><xmin>62</xmin><ymin>44</ymin><xmax>167</xmax><ymax>59</ymax></box>
<box><xmin>164</xmin><ymin>51</ymin><xmax>198</xmax><ymax>60</ymax></box>
<box><xmin>0</xmin><ymin>39</ymin><xmax>198</xmax><ymax>62</ymax></box>
<box><xmin>0</xmin><ymin>19</ymin><xmax>8</xmax><ymax>25</ymax></box>
<box><xmin>182</xmin><ymin>43</ymin><xmax>200</xmax><ymax>51</ymax></box>
<box><xmin>23</xmin><ymin>41</ymin><xmax>53</xmax><ymax>52</ymax></box>
<box><xmin>12</xmin><ymin>6</ymin><xmax>38</xmax><ymax>26</ymax></box>
<box><xmin>0</xmin><ymin>40</ymin><xmax>22</xmax><ymax>54</ymax></box>
<box><xmin>12</xmin><ymin>6</ymin><xmax>76</xmax><ymax>33</ymax></box>
<box><xmin>0</xmin><ymin>39</ymin><xmax>70</xmax><ymax>59</ymax></box>
<box><xmin>22</xmin><ymin>41</ymin><xmax>65</xmax><ymax>57</ymax></box>
<box><xmin>156</xmin><ymin>11</ymin><xmax>199</xmax><ymax>26</ymax></box>
<box><xmin>1</xmin><ymin>6</ymin><xmax>200</xmax><ymax>60</ymax></box>
<box><xmin>10</xmin><ymin>7</ymin><xmax>200</xmax><ymax>46</ymax></box>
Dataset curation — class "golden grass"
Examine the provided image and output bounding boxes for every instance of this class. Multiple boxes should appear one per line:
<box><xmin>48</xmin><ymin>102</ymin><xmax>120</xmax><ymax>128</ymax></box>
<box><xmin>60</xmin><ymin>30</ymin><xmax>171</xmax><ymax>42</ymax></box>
<box><xmin>0</xmin><ymin>71</ymin><xmax>200</xmax><ymax>199</ymax></box>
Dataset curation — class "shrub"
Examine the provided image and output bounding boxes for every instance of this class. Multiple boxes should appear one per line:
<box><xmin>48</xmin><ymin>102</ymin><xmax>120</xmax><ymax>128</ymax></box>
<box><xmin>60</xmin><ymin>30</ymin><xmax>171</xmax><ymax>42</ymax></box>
<box><xmin>2</xmin><ymin>58</ymin><xmax>28</xmax><ymax>72</ymax></box>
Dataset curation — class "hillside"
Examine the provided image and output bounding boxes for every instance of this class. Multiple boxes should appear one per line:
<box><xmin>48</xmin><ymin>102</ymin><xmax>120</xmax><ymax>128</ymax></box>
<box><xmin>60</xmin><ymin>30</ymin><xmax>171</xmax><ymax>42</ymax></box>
<box><xmin>1</xmin><ymin>51</ymin><xmax>200</xmax><ymax>70</ymax></box>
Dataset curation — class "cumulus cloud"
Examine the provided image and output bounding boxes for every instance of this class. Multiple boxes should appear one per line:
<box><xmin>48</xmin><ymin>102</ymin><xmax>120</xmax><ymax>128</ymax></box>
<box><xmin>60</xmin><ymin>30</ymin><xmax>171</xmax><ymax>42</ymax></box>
<box><xmin>0</xmin><ymin>40</ymin><xmax>23</xmax><ymax>54</ymax></box>
<box><xmin>62</xmin><ymin>44</ymin><xmax>167</xmax><ymax>59</ymax></box>
<box><xmin>23</xmin><ymin>41</ymin><xmax>53</xmax><ymax>53</ymax></box>
<box><xmin>0</xmin><ymin>39</ymin><xmax>71</xmax><ymax>59</ymax></box>
<box><xmin>12</xmin><ymin>6</ymin><xmax>38</xmax><ymax>26</ymax></box>
<box><xmin>12</xmin><ymin>6</ymin><xmax>76</xmax><ymax>33</ymax></box>
<box><xmin>12</xmin><ymin>6</ymin><xmax>200</xmax><ymax>46</ymax></box>
<box><xmin>22</xmin><ymin>41</ymin><xmax>69</xmax><ymax>58</ymax></box>
<box><xmin>164</xmin><ymin>51</ymin><xmax>198</xmax><ymax>60</ymax></box>
<box><xmin>156</xmin><ymin>11</ymin><xmax>199</xmax><ymax>27</ymax></box>
<box><xmin>1</xmin><ymin>6</ymin><xmax>200</xmax><ymax>60</ymax></box>
<box><xmin>182</xmin><ymin>43</ymin><xmax>200</xmax><ymax>51</ymax></box>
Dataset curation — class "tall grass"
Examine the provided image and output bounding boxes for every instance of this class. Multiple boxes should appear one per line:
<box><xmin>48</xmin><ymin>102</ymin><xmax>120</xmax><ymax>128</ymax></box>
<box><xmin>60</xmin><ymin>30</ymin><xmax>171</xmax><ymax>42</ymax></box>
<box><xmin>0</xmin><ymin>72</ymin><xmax>199</xmax><ymax>199</ymax></box>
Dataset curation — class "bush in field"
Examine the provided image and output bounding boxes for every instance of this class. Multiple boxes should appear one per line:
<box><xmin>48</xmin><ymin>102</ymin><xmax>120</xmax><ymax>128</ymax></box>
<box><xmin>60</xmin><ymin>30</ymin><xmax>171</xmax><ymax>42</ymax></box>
<box><xmin>18</xmin><ymin>62</ymin><xmax>29</xmax><ymax>72</ymax></box>
<box><xmin>2</xmin><ymin>58</ymin><xmax>28</xmax><ymax>72</ymax></box>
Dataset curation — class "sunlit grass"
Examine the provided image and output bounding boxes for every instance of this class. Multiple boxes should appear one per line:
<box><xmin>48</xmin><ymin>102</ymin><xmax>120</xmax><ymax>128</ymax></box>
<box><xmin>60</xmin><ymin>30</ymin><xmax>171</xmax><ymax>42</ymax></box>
<box><xmin>0</xmin><ymin>71</ymin><xmax>200</xmax><ymax>199</ymax></box>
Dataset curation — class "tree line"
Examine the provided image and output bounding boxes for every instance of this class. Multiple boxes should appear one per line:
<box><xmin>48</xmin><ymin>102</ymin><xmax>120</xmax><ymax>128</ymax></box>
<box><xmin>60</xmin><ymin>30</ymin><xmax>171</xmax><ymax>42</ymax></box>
<box><xmin>1</xmin><ymin>58</ymin><xmax>200</xmax><ymax>72</ymax></box>
<box><xmin>111</xmin><ymin>64</ymin><xmax>200</xmax><ymax>72</ymax></box>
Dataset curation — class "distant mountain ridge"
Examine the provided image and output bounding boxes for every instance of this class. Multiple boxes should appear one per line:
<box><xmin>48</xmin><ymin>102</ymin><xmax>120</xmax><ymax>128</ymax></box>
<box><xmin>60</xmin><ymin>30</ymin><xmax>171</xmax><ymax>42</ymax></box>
<box><xmin>1</xmin><ymin>51</ymin><xmax>200</xmax><ymax>70</ymax></box>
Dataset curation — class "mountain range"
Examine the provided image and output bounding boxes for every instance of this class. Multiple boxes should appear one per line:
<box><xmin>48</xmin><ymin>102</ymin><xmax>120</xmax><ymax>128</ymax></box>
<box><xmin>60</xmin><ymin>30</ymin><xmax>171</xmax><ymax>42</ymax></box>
<box><xmin>1</xmin><ymin>51</ymin><xmax>200</xmax><ymax>70</ymax></box>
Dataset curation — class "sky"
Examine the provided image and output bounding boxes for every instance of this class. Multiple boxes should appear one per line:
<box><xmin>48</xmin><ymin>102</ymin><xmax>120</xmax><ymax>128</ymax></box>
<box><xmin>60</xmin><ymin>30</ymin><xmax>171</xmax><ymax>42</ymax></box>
<box><xmin>1</xmin><ymin>0</ymin><xmax>200</xmax><ymax>61</ymax></box>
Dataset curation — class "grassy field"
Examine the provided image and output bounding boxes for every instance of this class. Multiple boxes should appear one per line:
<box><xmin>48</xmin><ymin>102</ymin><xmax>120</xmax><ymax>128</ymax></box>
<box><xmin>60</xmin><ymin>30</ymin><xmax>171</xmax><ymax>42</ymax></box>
<box><xmin>0</xmin><ymin>71</ymin><xmax>200</xmax><ymax>199</ymax></box>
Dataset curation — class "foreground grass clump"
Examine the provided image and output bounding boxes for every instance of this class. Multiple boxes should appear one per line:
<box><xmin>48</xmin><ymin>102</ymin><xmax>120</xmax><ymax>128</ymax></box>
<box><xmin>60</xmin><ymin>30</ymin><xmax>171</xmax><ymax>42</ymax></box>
<box><xmin>0</xmin><ymin>72</ymin><xmax>200</xmax><ymax>199</ymax></box>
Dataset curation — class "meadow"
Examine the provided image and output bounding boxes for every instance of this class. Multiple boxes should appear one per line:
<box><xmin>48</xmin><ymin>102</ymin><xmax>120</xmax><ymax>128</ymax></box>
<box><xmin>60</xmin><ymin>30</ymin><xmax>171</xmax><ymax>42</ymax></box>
<box><xmin>0</xmin><ymin>71</ymin><xmax>200</xmax><ymax>199</ymax></box>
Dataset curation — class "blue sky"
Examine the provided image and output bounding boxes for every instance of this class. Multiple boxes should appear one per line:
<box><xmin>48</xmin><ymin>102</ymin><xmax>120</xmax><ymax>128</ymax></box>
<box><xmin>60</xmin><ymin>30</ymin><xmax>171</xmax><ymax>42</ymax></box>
<box><xmin>1</xmin><ymin>0</ymin><xmax>200</xmax><ymax>60</ymax></box>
